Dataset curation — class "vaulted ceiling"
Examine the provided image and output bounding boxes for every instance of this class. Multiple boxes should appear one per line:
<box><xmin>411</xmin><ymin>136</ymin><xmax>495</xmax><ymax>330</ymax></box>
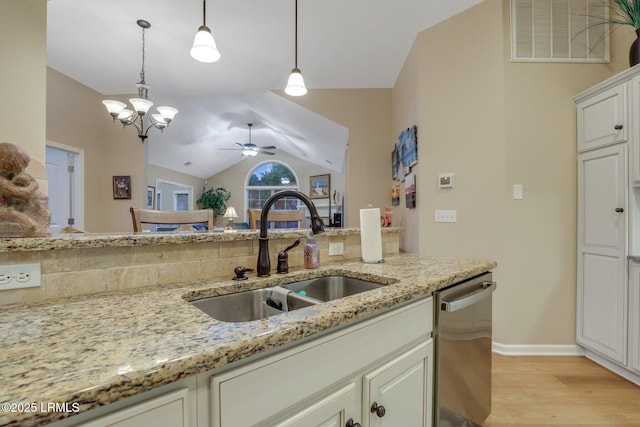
<box><xmin>47</xmin><ymin>0</ymin><xmax>483</xmax><ymax>178</ymax></box>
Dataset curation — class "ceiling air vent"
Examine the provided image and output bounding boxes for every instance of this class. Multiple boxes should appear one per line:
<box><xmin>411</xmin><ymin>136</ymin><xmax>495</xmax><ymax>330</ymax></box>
<box><xmin>511</xmin><ymin>0</ymin><xmax>609</xmax><ymax>62</ymax></box>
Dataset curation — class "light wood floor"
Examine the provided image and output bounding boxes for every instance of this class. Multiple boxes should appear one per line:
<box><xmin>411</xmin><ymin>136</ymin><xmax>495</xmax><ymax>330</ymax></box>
<box><xmin>484</xmin><ymin>355</ymin><xmax>640</xmax><ymax>426</ymax></box>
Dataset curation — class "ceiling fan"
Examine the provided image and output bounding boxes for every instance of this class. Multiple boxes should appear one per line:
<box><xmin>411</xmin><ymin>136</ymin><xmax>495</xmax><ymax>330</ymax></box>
<box><xmin>219</xmin><ymin>123</ymin><xmax>277</xmax><ymax>156</ymax></box>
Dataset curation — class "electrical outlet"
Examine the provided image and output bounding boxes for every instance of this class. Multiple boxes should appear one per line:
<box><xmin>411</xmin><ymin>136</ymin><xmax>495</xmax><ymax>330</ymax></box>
<box><xmin>328</xmin><ymin>242</ymin><xmax>344</xmax><ymax>256</ymax></box>
<box><xmin>0</xmin><ymin>263</ymin><xmax>41</xmax><ymax>290</ymax></box>
<box><xmin>435</xmin><ymin>210</ymin><xmax>457</xmax><ymax>223</ymax></box>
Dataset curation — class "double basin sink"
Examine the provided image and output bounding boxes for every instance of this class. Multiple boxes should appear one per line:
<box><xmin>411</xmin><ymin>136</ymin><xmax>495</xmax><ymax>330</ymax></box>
<box><xmin>190</xmin><ymin>276</ymin><xmax>384</xmax><ymax>322</ymax></box>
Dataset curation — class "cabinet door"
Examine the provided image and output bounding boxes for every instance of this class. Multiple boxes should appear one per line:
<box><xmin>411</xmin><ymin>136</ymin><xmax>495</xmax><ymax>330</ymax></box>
<box><xmin>631</xmin><ymin>76</ymin><xmax>640</xmax><ymax>184</ymax></box>
<box><xmin>262</xmin><ymin>383</ymin><xmax>360</xmax><ymax>427</ymax></box>
<box><xmin>629</xmin><ymin>261</ymin><xmax>640</xmax><ymax>374</ymax></box>
<box><xmin>577</xmin><ymin>145</ymin><xmax>628</xmax><ymax>364</ymax></box>
<box><xmin>577</xmin><ymin>84</ymin><xmax>627</xmax><ymax>152</ymax></box>
<box><xmin>363</xmin><ymin>340</ymin><xmax>433</xmax><ymax>427</ymax></box>
<box><xmin>78</xmin><ymin>389</ymin><xmax>189</xmax><ymax>427</ymax></box>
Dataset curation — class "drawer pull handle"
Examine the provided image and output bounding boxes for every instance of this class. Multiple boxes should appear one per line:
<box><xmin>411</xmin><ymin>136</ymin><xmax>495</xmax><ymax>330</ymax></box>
<box><xmin>371</xmin><ymin>402</ymin><xmax>386</xmax><ymax>417</ymax></box>
<box><xmin>615</xmin><ymin>124</ymin><xmax>623</xmax><ymax>130</ymax></box>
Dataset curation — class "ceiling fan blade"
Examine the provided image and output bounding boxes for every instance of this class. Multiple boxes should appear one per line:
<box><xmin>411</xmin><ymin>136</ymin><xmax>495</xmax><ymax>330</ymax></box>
<box><xmin>235</xmin><ymin>142</ymin><xmax>246</xmax><ymax>148</ymax></box>
<box><xmin>218</xmin><ymin>148</ymin><xmax>243</xmax><ymax>151</ymax></box>
<box><xmin>260</xmin><ymin>151</ymin><xmax>276</xmax><ymax>156</ymax></box>
<box><xmin>259</xmin><ymin>145</ymin><xmax>277</xmax><ymax>150</ymax></box>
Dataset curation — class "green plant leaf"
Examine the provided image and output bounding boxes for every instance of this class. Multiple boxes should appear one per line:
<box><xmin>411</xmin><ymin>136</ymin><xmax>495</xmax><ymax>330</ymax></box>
<box><xmin>196</xmin><ymin>186</ymin><xmax>231</xmax><ymax>222</ymax></box>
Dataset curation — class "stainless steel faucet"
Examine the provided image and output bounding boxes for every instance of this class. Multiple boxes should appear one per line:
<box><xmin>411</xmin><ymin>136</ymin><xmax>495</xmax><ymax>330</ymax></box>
<box><xmin>257</xmin><ymin>190</ymin><xmax>324</xmax><ymax>277</ymax></box>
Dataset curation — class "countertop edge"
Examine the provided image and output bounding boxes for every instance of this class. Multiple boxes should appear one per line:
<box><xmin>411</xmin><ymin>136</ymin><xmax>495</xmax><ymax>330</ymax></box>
<box><xmin>0</xmin><ymin>227</ymin><xmax>404</xmax><ymax>252</ymax></box>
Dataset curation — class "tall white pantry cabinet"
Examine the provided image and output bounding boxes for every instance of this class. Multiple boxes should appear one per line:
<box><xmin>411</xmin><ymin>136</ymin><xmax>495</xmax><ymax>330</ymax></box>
<box><xmin>574</xmin><ymin>65</ymin><xmax>640</xmax><ymax>385</ymax></box>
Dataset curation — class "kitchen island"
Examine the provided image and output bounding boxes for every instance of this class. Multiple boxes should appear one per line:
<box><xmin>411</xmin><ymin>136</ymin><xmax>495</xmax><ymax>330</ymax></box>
<box><xmin>0</xmin><ymin>230</ymin><xmax>495</xmax><ymax>426</ymax></box>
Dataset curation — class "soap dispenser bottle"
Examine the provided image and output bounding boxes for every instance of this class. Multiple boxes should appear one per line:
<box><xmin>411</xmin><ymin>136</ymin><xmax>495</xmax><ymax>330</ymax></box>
<box><xmin>303</xmin><ymin>234</ymin><xmax>320</xmax><ymax>269</ymax></box>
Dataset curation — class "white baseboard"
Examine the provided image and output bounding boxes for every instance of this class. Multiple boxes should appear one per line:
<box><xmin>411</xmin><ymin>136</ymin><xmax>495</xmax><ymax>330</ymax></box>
<box><xmin>492</xmin><ymin>341</ymin><xmax>585</xmax><ymax>356</ymax></box>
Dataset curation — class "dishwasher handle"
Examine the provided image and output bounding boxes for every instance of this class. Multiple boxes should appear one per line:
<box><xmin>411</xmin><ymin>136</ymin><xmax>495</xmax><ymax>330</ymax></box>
<box><xmin>441</xmin><ymin>281</ymin><xmax>496</xmax><ymax>312</ymax></box>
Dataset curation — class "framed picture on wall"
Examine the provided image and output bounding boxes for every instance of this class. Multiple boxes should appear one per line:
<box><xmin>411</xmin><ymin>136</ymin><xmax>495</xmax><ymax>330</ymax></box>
<box><xmin>146</xmin><ymin>186</ymin><xmax>155</xmax><ymax>209</ymax></box>
<box><xmin>113</xmin><ymin>176</ymin><xmax>131</xmax><ymax>199</ymax></box>
<box><xmin>310</xmin><ymin>174</ymin><xmax>331</xmax><ymax>199</ymax></box>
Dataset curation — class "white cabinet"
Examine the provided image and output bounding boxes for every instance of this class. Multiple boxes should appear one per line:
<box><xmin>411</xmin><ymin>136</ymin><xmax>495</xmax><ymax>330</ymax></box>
<box><xmin>577</xmin><ymin>144</ymin><xmax>628</xmax><ymax>364</ymax></box>
<box><xmin>575</xmin><ymin>67</ymin><xmax>640</xmax><ymax>386</ymax></box>
<box><xmin>270</xmin><ymin>383</ymin><xmax>359</xmax><ymax>427</ymax></box>
<box><xmin>78</xmin><ymin>389</ymin><xmax>190</xmax><ymax>427</ymax></box>
<box><xmin>629</xmin><ymin>260</ymin><xmax>640</xmax><ymax>374</ymax></box>
<box><xmin>363</xmin><ymin>340</ymin><xmax>432</xmax><ymax>427</ymax></box>
<box><xmin>631</xmin><ymin>76</ymin><xmax>640</xmax><ymax>184</ymax></box>
<box><xmin>210</xmin><ymin>298</ymin><xmax>433</xmax><ymax>427</ymax></box>
<box><xmin>576</xmin><ymin>84</ymin><xmax>627</xmax><ymax>152</ymax></box>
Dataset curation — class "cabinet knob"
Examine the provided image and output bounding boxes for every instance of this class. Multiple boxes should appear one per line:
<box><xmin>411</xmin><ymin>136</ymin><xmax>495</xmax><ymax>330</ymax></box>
<box><xmin>615</xmin><ymin>207</ymin><xmax>624</xmax><ymax>213</ymax></box>
<box><xmin>615</xmin><ymin>124</ymin><xmax>624</xmax><ymax>130</ymax></box>
<box><xmin>370</xmin><ymin>402</ymin><xmax>386</xmax><ymax>417</ymax></box>
<box><xmin>345</xmin><ymin>419</ymin><xmax>361</xmax><ymax>427</ymax></box>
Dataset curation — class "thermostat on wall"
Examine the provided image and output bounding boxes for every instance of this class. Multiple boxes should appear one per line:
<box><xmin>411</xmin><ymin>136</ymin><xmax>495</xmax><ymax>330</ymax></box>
<box><xmin>438</xmin><ymin>173</ymin><xmax>455</xmax><ymax>189</ymax></box>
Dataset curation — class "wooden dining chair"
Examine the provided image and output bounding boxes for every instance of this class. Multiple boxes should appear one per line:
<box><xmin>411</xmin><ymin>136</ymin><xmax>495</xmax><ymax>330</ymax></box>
<box><xmin>130</xmin><ymin>207</ymin><xmax>214</xmax><ymax>232</ymax></box>
<box><xmin>248</xmin><ymin>209</ymin><xmax>306</xmax><ymax>230</ymax></box>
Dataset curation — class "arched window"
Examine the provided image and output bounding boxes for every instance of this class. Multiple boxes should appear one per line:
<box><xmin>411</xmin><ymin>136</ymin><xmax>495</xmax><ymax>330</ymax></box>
<box><xmin>246</xmin><ymin>162</ymin><xmax>300</xmax><ymax>222</ymax></box>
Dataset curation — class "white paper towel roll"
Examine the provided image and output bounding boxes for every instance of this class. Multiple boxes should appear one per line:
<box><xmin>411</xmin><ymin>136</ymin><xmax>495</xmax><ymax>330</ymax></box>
<box><xmin>360</xmin><ymin>207</ymin><xmax>382</xmax><ymax>263</ymax></box>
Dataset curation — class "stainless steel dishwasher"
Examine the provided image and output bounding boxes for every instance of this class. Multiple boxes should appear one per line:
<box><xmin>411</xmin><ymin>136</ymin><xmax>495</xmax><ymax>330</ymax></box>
<box><xmin>434</xmin><ymin>272</ymin><xmax>496</xmax><ymax>427</ymax></box>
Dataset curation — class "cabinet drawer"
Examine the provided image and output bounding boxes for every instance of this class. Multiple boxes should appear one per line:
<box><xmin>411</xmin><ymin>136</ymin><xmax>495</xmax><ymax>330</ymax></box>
<box><xmin>211</xmin><ymin>297</ymin><xmax>433</xmax><ymax>427</ymax></box>
<box><xmin>78</xmin><ymin>389</ymin><xmax>189</xmax><ymax>427</ymax></box>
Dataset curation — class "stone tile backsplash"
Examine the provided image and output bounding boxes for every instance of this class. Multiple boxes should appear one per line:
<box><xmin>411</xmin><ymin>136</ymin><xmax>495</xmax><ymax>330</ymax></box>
<box><xmin>0</xmin><ymin>231</ymin><xmax>400</xmax><ymax>306</ymax></box>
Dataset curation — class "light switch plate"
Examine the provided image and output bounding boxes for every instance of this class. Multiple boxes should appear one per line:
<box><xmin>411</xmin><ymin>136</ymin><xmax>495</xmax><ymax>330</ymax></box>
<box><xmin>513</xmin><ymin>184</ymin><xmax>523</xmax><ymax>200</ymax></box>
<box><xmin>435</xmin><ymin>210</ymin><xmax>457</xmax><ymax>223</ymax></box>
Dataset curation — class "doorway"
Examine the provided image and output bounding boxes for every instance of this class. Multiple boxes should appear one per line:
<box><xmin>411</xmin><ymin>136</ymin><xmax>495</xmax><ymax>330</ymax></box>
<box><xmin>155</xmin><ymin>179</ymin><xmax>193</xmax><ymax>211</ymax></box>
<box><xmin>46</xmin><ymin>142</ymin><xmax>84</xmax><ymax>234</ymax></box>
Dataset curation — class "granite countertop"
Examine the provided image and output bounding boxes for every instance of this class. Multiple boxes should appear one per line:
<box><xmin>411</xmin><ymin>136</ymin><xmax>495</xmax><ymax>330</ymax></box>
<box><xmin>0</xmin><ymin>227</ymin><xmax>402</xmax><ymax>252</ymax></box>
<box><xmin>0</xmin><ymin>254</ymin><xmax>496</xmax><ymax>426</ymax></box>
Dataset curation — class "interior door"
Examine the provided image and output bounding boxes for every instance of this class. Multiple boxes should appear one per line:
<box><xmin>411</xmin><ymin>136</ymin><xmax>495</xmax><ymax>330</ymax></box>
<box><xmin>46</xmin><ymin>145</ymin><xmax>82</xmax><ymax>233</ymax></box>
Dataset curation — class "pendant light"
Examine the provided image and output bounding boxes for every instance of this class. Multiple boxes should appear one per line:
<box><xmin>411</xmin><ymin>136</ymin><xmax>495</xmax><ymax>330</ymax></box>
<box><xmin>285</xmin><ymin>0</ymin><xmax>307</xmax><ymax>96</ymax></box>
<box><xmin>190</xmin><ymin>0</ymin><xmax>221</xmax><ymax>63</ymax></box>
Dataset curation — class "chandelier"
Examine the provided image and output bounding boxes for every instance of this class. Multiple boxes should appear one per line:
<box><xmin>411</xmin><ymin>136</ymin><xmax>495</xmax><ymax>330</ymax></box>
<box><xmin>102</xmin><ymin>20</ymin><xmax>178</xmax><ymax>143</ymax></box>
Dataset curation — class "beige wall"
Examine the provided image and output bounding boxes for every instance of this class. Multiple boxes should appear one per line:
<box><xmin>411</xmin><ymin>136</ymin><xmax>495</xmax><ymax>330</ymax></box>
<box><xmin>47</xmin><ymin>68</ymin><xmax>144</xmax><ymax>233</ymax></box>
<box><xmin>274</xmin><ymin>89</ymin><xmax>392</xmax><ymax>228</ymax></box>
<box><xmin>391</xmin><ymin>33</ymin><xmax>421</xmax><ymax>253</ymax></box>
<box><xmin>207</xmin><ymin>149</ymin><xmax>344</xmax><ymax>227</ymax></box>
<box><xmin>0</xmin><ymin>0</ymin><xmax>47</xmax><ymax>184</ymax></box>
<box><xmin>390</xmin><ymin>0</ymin><xmax>632</xmax><ymax>345</ymax></box>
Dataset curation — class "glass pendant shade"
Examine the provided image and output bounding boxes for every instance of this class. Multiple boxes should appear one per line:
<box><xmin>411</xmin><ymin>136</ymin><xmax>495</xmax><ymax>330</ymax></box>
<box><xmin>157</xmin><ymin>106</ymin><xmax>179</xmax><ymax>122</ymax></box>
<box><xmin>102</xmin><ymin>100</ymin><xmax>127</xmax><ymax>117</ymax></box>
<box><xmin>190</xmin><ymin>26</ymin><xmax>221</xmax><ymax>63</ymax></box>
<box><xmin>129</xmin><ymin>97</ymin><xmax>153</xmax><ymax>115</ymax></box>
<box><xmin>118</xmin><ymin>109</ymin><xmax>135</xmax><ymax>121</ymax></box>
<box><xmin>285</xmin><ymin>68</ymin><xmax>307</xmax><ymax>96</ymax></box>
<box><xmin>242</xmin><ymin>149</ymin><xmax>258</xmax><ymax>156</ymax></box>
<box><xmin>152</xmin><ymin>114</ymin><xmax>168</xmax><ymax>128</ymax></box>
